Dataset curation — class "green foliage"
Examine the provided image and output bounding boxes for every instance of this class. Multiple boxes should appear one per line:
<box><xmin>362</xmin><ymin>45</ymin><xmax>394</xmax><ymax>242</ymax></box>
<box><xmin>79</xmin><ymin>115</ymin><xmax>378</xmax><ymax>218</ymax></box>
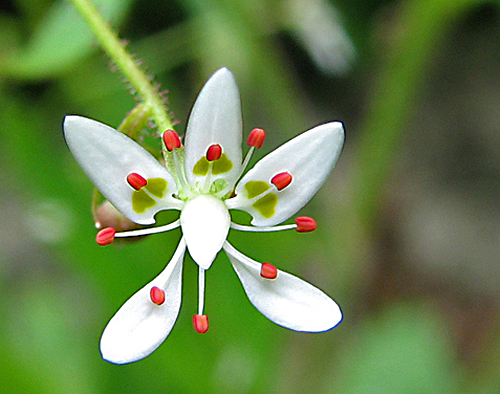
<box><xmin>1</xmin><ymin>0</ymin><xmax>500</xmax><ymax>393</ymax></box>
<box><xmin>333</xmin><ymin>303</ymin><xmax>458</xmax><ymax>394</ymax></box>
<box><xmin>2</xmin><ymin>0</ymin><xmax>134</xmax><ymax>79</ymax></box>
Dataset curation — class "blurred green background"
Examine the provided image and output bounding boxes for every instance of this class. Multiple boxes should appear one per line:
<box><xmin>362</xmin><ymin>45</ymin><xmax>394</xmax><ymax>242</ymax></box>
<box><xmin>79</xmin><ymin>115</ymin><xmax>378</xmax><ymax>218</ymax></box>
<box><xmin>2</xmin><ymin>0</ymin><xmax>500</xmax><ymax>392</ymax></box>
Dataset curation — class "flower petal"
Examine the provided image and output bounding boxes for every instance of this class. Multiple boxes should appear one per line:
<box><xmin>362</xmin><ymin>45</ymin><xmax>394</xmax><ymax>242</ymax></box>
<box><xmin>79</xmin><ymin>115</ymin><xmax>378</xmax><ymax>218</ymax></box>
<box><xmin>64</xmin><ymin>116</ymin><xmax>181</xmax><ymax>225</ymax></box>
<box><xmin>184</xmin><ymin>68</ymin><xmax>242</xmax><ymax>192</ymax></box>
<box><xmin>100</xmin><ymin>239</ymin><xmax>186</xmax><ymax>364</ymax></box>
<box><xmin>180</xmin><ymin>194</ymin><xmax>230</xmax><ymax>269</ymax></box>
<box><xmin>223</xmin><ymin>242</ymin><xmax>342</xmax><ymax>332</ymax></box>
<box><xmin>229</xmin><ymin>122</ymin><xmax>344</xmax><ymax>226</ymax></box>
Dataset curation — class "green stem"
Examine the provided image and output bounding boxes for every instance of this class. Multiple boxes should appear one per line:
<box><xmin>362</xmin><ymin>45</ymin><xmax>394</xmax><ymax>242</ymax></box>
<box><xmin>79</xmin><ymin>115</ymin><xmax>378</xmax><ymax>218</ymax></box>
<box><xmin>67</xmin><ymin>0</ymin><xmax>173</xmax><ymax>131</ymax></box>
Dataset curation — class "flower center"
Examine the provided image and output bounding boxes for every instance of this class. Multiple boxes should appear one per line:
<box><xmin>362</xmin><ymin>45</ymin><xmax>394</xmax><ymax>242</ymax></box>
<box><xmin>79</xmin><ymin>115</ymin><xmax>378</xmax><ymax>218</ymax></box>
<box><xmin>180</xmin><ymin>194</ymin><xmax>230</xmax><ymax>270</ymax></box>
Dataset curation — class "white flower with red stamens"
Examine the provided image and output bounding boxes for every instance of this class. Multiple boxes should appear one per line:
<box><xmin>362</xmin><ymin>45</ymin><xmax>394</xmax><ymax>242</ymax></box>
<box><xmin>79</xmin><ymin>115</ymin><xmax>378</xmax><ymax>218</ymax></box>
<box><xmin>63</xmin><ymin>68</ymin><xmax>345</xmax><ymax>365</ymax></box>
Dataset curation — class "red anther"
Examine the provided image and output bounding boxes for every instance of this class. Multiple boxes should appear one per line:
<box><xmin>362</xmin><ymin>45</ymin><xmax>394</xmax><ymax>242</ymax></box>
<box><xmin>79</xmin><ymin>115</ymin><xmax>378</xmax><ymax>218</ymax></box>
<box><xmin>96</xmin><ymin>227</ymin><xmax>116</xmax><ymax>246</ymax></box>
<box><xmin>127</xmin><ymin>173</ymin><xmax>148</xmax><ymax>190</ymax></box>
<box><xmin>162</xmin><ymin>129</ymin><xmax>181</xmax><ymax>151</ymax></box>
<box><xmin>271</xmin><ymin>172</ymin><xmax>292</xmax><ymax>191</ymax></box>
<box><xmin>193</xmin><ymin>314</ymin><xmax>209</xmax><ymax>333</ymax></box>
<box><xmin>150</xmin><ymin>286</ymin><xmax>166</xmax><ymax>305</ymax></box>
<box><xmin>206</xmin><ymin>144</ymin><xmax>222</xmax><ymax>161</ymax></box>
<box><xmin>247</xmin><ymin>128</ymin><xmax>266</xmax><ymax>148</ymax></box>
<box><xmin>295</xmin><ymin>216</ymin><xmax>317</xmax><ymax>232</ymax></box>
<box><xmin>260</xmin><ymin>262</ymin><xmax>278</xmax><ymax>279</ymax></box>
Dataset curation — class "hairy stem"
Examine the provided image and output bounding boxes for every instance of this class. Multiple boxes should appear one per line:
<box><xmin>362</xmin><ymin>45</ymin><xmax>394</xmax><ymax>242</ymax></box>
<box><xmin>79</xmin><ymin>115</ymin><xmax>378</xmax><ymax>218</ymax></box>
<box><xmin>67</xmin><ymin>0</ymin><xmax>173</xmax><ymax>131</ymax></box>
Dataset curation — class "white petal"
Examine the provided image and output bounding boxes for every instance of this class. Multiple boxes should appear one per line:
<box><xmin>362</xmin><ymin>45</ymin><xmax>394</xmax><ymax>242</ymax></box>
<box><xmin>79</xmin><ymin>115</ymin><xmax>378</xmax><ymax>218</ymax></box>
<box><xmin>100</xmin><ymin>239</ymin><xmax>185</xmax><ymax>364</ymax></box>
<box><xmin>184</xmin><ymin>68</ymin><xmax>243</xmax><ymax>191</ymax></box>
<box><xmin>223</xmin><ymin>242</ymin><xmax>342</xmax><ymax>332</ymax></box>
<box><xmin>230</xmin><ymin>122</ymin><xmax>344</xmax><ymax>226</ymax></box>
<box><xmin>64</xmin><ymin>115</ymin><xmax>181</xmax><ymax>225</ymax></box>
<box><xmin>180</xmin><ymin>194</ymin><xmax>230</xmax><ymax>269</ymax></box>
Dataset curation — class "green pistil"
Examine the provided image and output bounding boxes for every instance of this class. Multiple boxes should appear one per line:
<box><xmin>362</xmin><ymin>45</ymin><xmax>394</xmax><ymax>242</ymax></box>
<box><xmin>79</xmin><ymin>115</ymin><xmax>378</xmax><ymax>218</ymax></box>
<box><xmin>164</xmin><ymin>147</ymin><xmax>192</xmax><ymax>200</ymax></box>
<box><xmin>252</xmin><ymin>193</ymin><xmax>277</xmax><ymax>218</ymax></box>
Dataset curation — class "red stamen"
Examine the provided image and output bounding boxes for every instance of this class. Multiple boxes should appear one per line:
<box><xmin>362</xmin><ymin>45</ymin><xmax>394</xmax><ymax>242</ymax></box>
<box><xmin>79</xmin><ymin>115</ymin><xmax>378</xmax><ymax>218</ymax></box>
<box><xmin>206</xmin><ymin>144</ymin><xmax>222</xmax><ymax>161</ymax></box>
<box><xmin>271</xmin><ymin>172</ymin><xmax>292</xmax><ymax>191</ymax></box>
<box><xmin>193</xmin><ymin>314</ymin><xmax>209</xmax><ymax>333</ymax></box>
<box><xmin>150</xmin><ymin>286</ymin><xmax>166</xmax><ymax>305</ymax></box>
<box><xmin>260</xmin><ymin>262</ymin><xmax>278</xmax><ymax>279</ymax></box>
<box><xmin>247</xmin><ymin>128</ymin><xmax>266</xmax><ymax>148</ymax></box>
<box><xmin>162</xmin><ymin>129</ymin><xmax>181</xmax><ymax>151</ymax></box>
<box><xmin>96</xmin><ymin>227</ymin><xmax>116</xmax><ymax>246</ymax></box>
<box><xmin>295</xmin><ymin>216</ymin><xmax>317</xmax><ymax>232</ymax></box>
<box><xmin>127</xmin><ymin>173</ymin><xmax>148</xmax><ymax>190</ymax></box>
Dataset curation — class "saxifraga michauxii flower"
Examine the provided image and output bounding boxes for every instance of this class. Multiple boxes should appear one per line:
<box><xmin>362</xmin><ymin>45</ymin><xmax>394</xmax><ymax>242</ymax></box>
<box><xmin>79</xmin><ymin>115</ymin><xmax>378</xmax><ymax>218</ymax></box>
<box><xmin>63</xmin><ymin>68</ymin><xmax>345</xmax><ymax>364</ymax></box>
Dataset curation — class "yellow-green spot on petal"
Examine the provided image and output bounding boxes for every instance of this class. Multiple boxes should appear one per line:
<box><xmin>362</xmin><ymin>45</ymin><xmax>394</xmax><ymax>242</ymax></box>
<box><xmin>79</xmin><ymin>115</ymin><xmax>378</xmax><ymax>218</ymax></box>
<box><xmin>193</xmin><ymin>157</ymin><xmax>210</xmax><ymax>176</ymax></box>
<box><xmin>193</xmin><ymin>153</ymin><xmax>233</xmax><ymax>176</ymax></box>
<box><xmin>212</xmin><ymin>153</ymin><xmax>233</xmax><ymax>175</ymax></box>
<box><xmin>245</xmin><ymin>181</ymin><xmax>270</xmax><ymax>199</ymax></box>
<box><xmin>252</xmin><ymin>193</ymin><xmax>277</xmax><ymax>218</ymax></box>
<box><xmin>145</xmin><ymin>178</ymin><xmax>167</xmax><ymax>198</ymax></box>
<box><xmin>132</xmin><ymin>189</ymin><xmax>156</xmax><ymax>213</ymax></box>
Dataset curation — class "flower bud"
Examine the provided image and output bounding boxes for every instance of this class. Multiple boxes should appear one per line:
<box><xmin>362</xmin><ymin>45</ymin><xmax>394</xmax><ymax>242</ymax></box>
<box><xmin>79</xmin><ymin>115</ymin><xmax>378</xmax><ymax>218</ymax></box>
<box><xmin>94</xmin><ymin>200</ymin><xmax>141</xmax><ymax>232</ymax></box>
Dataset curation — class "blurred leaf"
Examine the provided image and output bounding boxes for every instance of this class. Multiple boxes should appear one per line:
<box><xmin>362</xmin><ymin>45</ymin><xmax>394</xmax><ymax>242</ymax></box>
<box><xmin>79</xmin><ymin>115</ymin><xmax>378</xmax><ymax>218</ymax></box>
<box><xmin>0</xmin><ymin>14</ymin><xmax>23</xmax><ymax>58</ymax></box>
<box><xmin>2</xmin><ymin>0</ymin><xmax>134</xmax><ymax>80</ymax></box>
<box><xmin>332</xmin><ymin>302</ymin><xmax>458</xmax><ymax>394</ymax></box>
<box><xmin>2</xmin><ymin>281</ymin><xmax>100</xmax><ymax>394</ymax></box>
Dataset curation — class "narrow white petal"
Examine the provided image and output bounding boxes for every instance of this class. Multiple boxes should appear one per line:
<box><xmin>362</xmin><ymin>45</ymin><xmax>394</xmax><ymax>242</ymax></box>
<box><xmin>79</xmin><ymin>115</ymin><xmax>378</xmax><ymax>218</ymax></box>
<box><xmin>180</xmin><ymin>194</ymin><xmax>230</xmax><ymax>269</ymax></box>
<box><xmin>64</xmin><ymin>115</ymin><xmax>181</xmax><ymax>225</ymax></box>
<box><xmin>230</xmin><ymin>122</ymin><xmax>344</xmax><ymax>226</ymax></box>
<box><xmin>184</xmin><ymin>68</ymin><xmax>243</xmax><ymax>191</ymax></box>
<box><xmin>224</xmin><ymin>242</ymin><xmax>342</xmax><ymax>332</ymax></box>
<box><xmin>100</xmin><ymin>239</ymin><xmax>186</xmax><ymax>364</ymax></box>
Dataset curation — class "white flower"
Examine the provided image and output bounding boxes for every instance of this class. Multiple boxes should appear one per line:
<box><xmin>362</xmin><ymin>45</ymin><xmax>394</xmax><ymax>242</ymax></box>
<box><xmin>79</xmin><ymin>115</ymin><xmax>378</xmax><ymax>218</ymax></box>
<box><xmin>63</xmin><ymin>68</ymin><xmax>345</xmax><ymax>364</ymax></box>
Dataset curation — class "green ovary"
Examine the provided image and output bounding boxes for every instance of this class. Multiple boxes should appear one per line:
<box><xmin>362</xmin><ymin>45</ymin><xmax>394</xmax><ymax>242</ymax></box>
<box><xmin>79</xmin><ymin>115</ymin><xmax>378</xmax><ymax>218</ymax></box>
<box><xmin>245</xmin><ymin>181</ymin><xmax>270</xmax><ymax>199</ymax></box>
<box><xmin>193</xmin><ymin>153</ymin><xmax>233</xmax><ymax>176</ymax></box>
<box><xmin>252</xmin><ymin>193</ymin><xmax>277</xmax><ymax>218</ymax></box>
